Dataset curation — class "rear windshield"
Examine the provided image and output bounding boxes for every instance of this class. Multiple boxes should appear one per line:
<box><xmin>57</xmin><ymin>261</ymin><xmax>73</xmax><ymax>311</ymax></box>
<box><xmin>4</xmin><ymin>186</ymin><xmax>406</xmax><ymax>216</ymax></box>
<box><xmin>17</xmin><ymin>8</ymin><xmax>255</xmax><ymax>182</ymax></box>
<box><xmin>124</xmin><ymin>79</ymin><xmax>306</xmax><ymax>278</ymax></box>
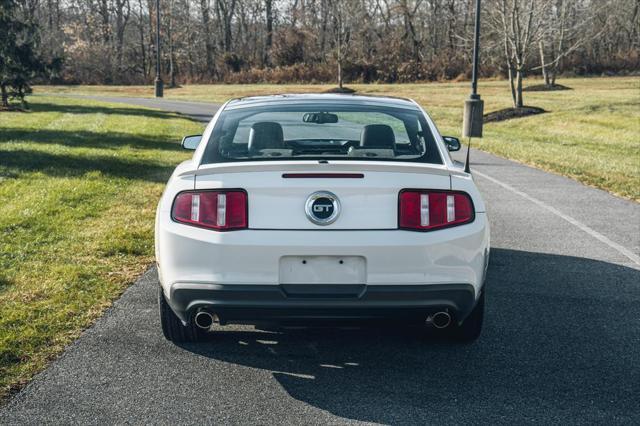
<box><xmin>201</xmin><ymin>103</ymin><xmax>443</xmax><ymax>165</ymax></box>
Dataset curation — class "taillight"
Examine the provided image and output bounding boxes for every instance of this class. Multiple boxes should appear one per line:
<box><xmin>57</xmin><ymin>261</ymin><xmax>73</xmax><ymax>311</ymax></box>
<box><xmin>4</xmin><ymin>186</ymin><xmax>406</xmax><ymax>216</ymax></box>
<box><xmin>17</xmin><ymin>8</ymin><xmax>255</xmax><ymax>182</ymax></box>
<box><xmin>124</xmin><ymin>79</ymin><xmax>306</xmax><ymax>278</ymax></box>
<box><xmin>399</xmin><ymin>190</ymin><xmax>474</xmax><ymax>231</ymax></box>
<box><xmin>172</xmin><ymin>190</ymin><xmax>247</xmax><ymax>231</ymax></box>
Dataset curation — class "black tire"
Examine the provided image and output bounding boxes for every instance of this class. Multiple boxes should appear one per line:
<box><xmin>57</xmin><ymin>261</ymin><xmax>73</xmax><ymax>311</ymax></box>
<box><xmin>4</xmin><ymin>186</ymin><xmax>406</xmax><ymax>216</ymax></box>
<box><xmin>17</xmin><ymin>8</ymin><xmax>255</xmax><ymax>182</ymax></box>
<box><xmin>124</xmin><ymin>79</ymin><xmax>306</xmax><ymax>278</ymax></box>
<box><xmin>451</xmin><ymin>290</ymin><xmax>484</xmax><ymax>343</ymax></box>
<box><xmin>159</xmin><ymin>286</ymin><xmax>200</xmax><ymax>343</ymax></box>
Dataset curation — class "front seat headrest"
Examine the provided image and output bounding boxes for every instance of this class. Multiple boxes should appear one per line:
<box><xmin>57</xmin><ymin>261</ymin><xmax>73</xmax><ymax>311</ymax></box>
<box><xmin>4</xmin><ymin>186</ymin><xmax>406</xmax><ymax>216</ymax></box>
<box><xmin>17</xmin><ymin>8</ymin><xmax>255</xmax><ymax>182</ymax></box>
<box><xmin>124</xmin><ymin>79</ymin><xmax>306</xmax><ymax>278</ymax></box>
<box><xmin>248</xmin><ymin>122</ymin><xmax>284</xmax><ymax>154</ymax></box>
<box><xmin>359</xmin><ymin>124</ymin><xmax>396</xmax><ymax>150</ymax></box>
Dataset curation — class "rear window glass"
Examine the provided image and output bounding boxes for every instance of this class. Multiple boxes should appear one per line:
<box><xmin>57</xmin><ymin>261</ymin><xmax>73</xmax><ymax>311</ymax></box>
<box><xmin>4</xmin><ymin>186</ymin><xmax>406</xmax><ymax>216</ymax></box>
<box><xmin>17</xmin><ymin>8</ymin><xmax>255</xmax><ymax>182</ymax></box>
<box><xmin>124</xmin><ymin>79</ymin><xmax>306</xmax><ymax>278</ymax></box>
<box><xmin>201</xmin><ymin>103</ymin><xmax>443</xmax><ymax>165</ymax></box>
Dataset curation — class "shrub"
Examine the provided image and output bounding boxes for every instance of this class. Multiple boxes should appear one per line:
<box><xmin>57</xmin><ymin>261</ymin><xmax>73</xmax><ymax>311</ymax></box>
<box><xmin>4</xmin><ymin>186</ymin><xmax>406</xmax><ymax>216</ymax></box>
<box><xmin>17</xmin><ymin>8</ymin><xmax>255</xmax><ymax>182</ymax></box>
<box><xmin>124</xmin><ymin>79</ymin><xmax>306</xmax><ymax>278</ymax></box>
<box><xmin>271</xmin><ymin>28</ymin><xmax>306</xmax><ymax>66</ymax></box>
<box><xmin>222</xmin><ymin>53</ymin><xmax>245</xmax><ymax>73</ymax></box>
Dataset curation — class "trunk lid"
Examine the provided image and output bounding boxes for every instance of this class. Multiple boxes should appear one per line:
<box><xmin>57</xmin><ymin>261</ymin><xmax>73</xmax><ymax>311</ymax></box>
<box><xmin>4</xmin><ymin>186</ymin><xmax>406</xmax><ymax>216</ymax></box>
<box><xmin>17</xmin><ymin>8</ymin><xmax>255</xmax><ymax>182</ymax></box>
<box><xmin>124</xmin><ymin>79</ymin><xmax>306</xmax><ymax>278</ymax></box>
<box><xmin>193</xmin><ymin>161</ymin><xmax>451</xmax><ymax>230</ymax></box>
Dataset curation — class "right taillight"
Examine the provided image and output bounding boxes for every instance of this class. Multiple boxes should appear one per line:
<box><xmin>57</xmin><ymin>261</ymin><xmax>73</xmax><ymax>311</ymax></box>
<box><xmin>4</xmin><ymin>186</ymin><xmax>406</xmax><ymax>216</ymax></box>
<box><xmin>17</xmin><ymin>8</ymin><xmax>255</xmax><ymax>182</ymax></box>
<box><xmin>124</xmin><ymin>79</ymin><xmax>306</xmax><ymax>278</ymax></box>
<box><xmin>172</xmin><ymin>190</ymin><xmax>247</xmax><ymax>231</ymax></box>
<box><xmin>399</xmin><ymin>190</ymin><xmax>474</xmax><ymax>231</ymax></box>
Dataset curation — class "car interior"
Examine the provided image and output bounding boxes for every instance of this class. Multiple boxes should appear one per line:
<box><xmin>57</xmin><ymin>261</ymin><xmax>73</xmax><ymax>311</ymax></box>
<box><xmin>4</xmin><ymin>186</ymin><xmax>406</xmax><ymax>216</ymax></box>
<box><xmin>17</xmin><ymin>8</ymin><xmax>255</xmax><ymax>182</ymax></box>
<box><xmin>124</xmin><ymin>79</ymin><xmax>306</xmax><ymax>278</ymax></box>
<box><xmin>205</xmin><ymin>109</ymin><xmax>444</xmax><ymax>164</ymax></box>
<box><xmin>245</xmin><ymin>121</ymin><xmax>405</xmax><ymax>158</ymax></box>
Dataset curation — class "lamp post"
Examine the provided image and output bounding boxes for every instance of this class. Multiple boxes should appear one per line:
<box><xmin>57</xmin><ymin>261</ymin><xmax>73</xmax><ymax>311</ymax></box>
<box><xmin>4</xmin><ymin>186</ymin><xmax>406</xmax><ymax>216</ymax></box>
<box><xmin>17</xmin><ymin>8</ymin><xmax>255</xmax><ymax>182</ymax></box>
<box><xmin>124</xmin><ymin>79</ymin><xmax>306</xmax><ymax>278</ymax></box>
<box><xmin>462</xmin><ymin>0</ymin><xmax>483</xmax><ymax>172</ymax></box>
<box><xmin>470</xmin><ymin>0</ymin><xmax>481</xmax><ymax>100</ymax></box>
<box><xmin>154</xmin><ymin>0</ymin><xmax>163</xmax><ymax>98</ymax></box>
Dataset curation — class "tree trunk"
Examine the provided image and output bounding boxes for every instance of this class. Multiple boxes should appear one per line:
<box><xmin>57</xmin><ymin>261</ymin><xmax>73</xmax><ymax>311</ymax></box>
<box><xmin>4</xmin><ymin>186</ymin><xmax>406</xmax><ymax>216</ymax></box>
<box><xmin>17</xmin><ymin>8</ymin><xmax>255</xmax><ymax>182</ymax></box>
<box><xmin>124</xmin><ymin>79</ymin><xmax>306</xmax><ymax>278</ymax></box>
<box><xmin>515</xmin><ymin>69</ymin><xmax>524</xmax><ymax>108</ymax></box>
<box><xmin>402</xmin><ymin>1</ymin><xmax>421</xmax><ymax>63</ymax></box>
<box><xmin>217</xmin><ymin>0</ymin><xmax>237</xmax><ymax>52</ymax></box>
<box><xmin>550</xmin><ymin>46</ymin><xmax>561</xmax><ymax>87</ymax></box>
<box><xmin>539</xmin><ymin>40</ymin><xmax>550</xmax><ymax>86</ymax></box>
<box><xmin>224</xmin><ymin>22</ymin><xmax>232</xmax><ymax>52</ymax></box>
<box><xmin>264</xmin><ymin>0</ymin><xmax>273</xmax><ymax>67</ymax></box>
<box><xmin>147</xmin><ymin>0</ymin><xmax>155</xmax><ymax>81</ymax></box>
<box><xmin>169</xmin><ymin>56</ymin><xmax>176</xmax><ymax>87</ymax></box>
<box><xmin>46</xmin><ymin>0</ymin><xmax>54</xmax><ymax>30</ymax></box>
<box><xmin>168</xmin><ymin>1</ymin><xmax>176</xmax><ymax>88</ymax></box>
<box><xmin>337</xmin><ymin>26</ymin><xmax>343</xmax><ymax>89</ymax></box>
<box><xmin>100</xmin><ymin>0</ymin><xmax>110</xmax><ymax>44</ymax></box>
<box><xmin>114</xmin><ymin>0</ymin><xmax>130</xmax><ymax>78</ymax></box>
<box><xmin>200</xmin><ymin>0</ymin><xmax>214</xmax><ymax>77</ymax></box>
<box><xmin>508</xmin><ymin>65</ymin><xmax>517</xmax><ymax>108</ymax></box>
<box><xmin>1</xmin><ymin>85</ymin><xmax>8</xmax><ymax>108</ymax></box>
<box><xmin>319</xmin><ymin>0</ymin><xmax>328</xmax><ymax>53</ymax></box>
<box><xmin>137</xmin><ymin>0</ymin><xmax>147</xmax><ymax>79</ymax></box>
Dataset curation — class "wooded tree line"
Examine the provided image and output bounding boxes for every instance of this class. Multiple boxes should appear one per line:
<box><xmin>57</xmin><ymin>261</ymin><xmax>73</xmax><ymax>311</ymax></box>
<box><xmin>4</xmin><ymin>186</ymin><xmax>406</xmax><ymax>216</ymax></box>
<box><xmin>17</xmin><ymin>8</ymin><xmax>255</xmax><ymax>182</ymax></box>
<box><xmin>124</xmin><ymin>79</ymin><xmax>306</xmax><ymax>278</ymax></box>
<box><xmin>6</xmin><ymin>0</ymin><xmax>640</xmax><ymax>90</ymax></box>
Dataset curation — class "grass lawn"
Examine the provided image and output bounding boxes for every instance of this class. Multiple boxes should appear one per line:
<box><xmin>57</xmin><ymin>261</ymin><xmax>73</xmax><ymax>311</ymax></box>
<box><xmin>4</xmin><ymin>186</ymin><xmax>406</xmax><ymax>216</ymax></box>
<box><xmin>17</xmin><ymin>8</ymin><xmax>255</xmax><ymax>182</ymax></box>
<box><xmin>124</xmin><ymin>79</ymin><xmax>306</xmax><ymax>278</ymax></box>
<box><xmin>38</xmin><ymin>77</ymin><xmax>640</xmax><ymax>200</ymax></box>
<box><xmin>0</xmin><ymin>97</ymin><xmax>203</xmax><ymax>399</ymax></box>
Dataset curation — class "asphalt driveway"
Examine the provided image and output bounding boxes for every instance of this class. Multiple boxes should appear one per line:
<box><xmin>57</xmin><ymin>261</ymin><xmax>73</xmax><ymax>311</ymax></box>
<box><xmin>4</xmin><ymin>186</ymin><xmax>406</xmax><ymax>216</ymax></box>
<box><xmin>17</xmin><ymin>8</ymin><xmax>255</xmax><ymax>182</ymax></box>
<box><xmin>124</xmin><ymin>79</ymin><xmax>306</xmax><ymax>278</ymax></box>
<box><xmin>1</xmin><ymin>97</ymin><xmax>638</xmax><ymax>424</ymax></box>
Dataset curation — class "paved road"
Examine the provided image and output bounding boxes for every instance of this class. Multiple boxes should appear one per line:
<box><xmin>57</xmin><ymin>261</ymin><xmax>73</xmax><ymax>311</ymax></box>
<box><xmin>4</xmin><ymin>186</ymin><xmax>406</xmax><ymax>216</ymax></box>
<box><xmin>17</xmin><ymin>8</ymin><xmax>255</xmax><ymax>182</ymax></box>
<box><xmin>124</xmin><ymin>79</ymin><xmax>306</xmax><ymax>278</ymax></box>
<box><xmin>58</xmin><ymin>94</ymin><xmax>223</xmax><ymax>123</ymax></box>
<box><xmin>2</xmin><ymin>97</ymin><xmax>639</xmax><ymax>425</ymax></box>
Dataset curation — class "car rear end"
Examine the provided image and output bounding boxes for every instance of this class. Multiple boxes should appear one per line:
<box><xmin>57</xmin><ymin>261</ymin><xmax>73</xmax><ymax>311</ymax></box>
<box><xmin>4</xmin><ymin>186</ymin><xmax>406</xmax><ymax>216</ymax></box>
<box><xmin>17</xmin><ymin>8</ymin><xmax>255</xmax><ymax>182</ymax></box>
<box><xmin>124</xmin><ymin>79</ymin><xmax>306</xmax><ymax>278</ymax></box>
<box><xmin>155</xmin><ymin>95</ymin><xmax>489</xmax><ymax>341</ymax></box>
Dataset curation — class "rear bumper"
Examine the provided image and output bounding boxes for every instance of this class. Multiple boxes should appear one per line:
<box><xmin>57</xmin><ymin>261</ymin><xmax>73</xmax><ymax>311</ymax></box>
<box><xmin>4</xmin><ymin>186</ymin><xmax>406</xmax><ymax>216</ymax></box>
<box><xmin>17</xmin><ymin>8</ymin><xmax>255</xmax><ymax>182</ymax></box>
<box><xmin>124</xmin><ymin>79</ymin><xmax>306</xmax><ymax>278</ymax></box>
<box><xmin>167</xmin><ymin>282</ymin><xmax>478</xmax><ymax>325</ymax></box>
<box><xmin>157</xmin><ymin>215</ymin><xmax>490</xmax><ymax>291</ymax></box>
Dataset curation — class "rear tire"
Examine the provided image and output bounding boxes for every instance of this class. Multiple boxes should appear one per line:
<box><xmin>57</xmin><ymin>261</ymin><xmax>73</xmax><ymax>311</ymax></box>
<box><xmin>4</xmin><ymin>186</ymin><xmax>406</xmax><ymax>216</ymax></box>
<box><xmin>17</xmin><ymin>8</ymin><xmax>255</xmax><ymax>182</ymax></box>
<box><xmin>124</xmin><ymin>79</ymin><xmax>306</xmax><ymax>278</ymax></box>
<box><xmin>451</xmin><ymin>290</ymin><xmax>484</xmax><ymax>343</ymax></box>
<box><xmin>159</xmin><ymin>286</ymin><xmax>200</xmax><ymax>343</ymax></box>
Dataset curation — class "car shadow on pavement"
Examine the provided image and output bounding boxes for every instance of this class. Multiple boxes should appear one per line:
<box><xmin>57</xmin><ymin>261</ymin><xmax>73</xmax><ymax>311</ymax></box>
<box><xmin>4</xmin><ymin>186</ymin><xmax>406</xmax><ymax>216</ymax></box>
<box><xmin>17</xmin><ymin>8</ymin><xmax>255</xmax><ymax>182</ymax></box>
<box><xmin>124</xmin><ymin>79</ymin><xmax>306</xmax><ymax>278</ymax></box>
<box><xmin>179</xmin><ymin>248</ymin><xmax>640</xmax><ymax>423</ymax></box>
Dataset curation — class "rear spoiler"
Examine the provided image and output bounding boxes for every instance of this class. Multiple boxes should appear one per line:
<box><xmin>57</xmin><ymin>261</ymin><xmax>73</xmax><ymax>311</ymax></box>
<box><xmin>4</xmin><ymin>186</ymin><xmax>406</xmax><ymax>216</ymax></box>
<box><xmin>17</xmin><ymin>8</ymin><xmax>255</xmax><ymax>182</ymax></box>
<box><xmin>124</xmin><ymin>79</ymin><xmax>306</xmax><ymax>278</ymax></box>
<box><xmin>178</xmin><ymin>161</ymin><xmax>469</xmax><ymax>179</ymax></box>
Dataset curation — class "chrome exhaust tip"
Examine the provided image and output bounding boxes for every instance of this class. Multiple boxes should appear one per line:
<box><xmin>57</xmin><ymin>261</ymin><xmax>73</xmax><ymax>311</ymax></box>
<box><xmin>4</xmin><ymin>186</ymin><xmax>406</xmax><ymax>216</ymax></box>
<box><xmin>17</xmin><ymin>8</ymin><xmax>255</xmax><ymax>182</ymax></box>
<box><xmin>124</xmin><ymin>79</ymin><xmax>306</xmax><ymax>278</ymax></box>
<box><xmin>194</xmin><ymin>311</ymin><xmax>215</xmax><ymax>329</ymax></box>
<box><xmin>428</xmin><ymin>311</ymin><xmax>452</xmax><ymax>329</ymax></box>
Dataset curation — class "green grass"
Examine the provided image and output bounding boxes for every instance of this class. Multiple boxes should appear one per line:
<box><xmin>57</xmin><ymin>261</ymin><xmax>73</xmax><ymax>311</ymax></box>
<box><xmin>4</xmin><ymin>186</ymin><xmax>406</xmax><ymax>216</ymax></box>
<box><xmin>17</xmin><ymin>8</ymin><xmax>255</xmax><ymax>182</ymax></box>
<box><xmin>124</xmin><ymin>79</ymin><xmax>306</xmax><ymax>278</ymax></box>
<box><xmin>0</xmin><ymin>97</ymin><xmax>203</xmax><ymax>399</ymax></box>
<box><xmin>38</xmin><ymin>77</ymin><xmax>640</xmax><ymax>200</ymax></box>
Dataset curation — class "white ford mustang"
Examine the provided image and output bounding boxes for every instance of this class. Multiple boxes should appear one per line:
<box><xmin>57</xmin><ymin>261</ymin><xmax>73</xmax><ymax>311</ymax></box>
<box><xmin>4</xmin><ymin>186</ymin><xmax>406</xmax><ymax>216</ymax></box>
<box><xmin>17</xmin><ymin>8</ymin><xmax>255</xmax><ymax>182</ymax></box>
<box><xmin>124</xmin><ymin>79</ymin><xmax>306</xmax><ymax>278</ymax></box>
<box><xmin>155</xmin><ymin>94</ymin><xmax>490</xmax><ymax>343</ymax></box>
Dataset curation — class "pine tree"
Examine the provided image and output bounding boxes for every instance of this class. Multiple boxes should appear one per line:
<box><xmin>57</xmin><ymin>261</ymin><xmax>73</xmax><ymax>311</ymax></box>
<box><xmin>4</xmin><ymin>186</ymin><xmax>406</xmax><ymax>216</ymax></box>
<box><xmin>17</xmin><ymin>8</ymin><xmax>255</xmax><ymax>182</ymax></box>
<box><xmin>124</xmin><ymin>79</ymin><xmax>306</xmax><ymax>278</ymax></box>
<box><xmin>0</xmin><ymin>0</ymin><xmax>42</xmax><ymax>109</ymax></box>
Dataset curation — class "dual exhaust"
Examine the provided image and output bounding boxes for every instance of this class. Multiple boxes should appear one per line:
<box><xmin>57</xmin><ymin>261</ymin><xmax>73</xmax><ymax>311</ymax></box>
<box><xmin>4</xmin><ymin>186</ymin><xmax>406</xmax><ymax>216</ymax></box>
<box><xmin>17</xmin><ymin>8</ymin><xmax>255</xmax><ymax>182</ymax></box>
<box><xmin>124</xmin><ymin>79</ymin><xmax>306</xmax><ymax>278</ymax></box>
<box><xmin>197</xmin><ymin>309</ymin><xmax>452</xmax><ymax>329</ymax></box>
<box><xmin>427</xmin><ymin>311</ymin><xmax>452</xmax><ymax>329</ymax></box>
<box><xmin>194</xmin><ymin>310</ymin><xmax>218</xmax><ymax>330</ymax></box>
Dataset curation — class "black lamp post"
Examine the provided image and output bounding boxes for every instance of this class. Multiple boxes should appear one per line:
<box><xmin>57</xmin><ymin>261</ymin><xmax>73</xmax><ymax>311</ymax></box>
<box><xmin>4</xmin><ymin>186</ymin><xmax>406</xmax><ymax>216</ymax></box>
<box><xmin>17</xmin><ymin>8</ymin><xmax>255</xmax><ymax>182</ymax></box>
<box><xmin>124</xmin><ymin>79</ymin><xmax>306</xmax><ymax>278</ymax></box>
<box><xmin>462</xmin><ymin>0</ymin><xmax>483</xmax><ymax>172</ymax></box>
<box><xmin>154</xmin><ymin>0</ymin><xmax>163</xmax><ymax>98</ymax></box>
<box><xmin>470</xmin><ymin>0</ymin><xmax>482</xmax><ymax>101</ymax></box>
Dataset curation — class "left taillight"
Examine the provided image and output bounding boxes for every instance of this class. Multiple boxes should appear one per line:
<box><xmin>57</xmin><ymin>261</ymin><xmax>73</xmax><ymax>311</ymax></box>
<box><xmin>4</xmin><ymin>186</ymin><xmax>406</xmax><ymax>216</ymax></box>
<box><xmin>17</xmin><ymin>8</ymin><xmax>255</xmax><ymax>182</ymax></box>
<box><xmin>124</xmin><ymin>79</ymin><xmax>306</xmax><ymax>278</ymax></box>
<box><xmin>399</xmin><ymin>189</ymin><xmax>474</xmax><ymax>231</ymax></box>
<box><xmin>172</xmin><ymin>190</ymin><xmax>247</xmax><ymax>231</ymax></box>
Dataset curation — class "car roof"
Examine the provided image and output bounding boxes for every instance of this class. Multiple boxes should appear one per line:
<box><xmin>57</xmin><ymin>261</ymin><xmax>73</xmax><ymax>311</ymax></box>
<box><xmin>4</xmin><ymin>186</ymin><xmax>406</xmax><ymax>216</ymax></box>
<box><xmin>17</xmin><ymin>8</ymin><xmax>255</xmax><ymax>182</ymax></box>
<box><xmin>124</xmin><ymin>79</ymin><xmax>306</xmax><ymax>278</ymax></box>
<box><xmin>224</xmin><ymin>93</ymin><xmax>420</xmax><ymax>111</ymax></box>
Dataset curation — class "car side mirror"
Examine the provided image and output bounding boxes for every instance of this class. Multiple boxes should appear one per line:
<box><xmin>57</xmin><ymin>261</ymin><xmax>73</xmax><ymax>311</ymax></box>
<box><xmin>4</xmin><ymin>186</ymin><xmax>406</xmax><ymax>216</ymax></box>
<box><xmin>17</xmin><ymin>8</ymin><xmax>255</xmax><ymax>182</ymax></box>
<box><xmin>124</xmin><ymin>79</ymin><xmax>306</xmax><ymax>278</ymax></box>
<box><xmin>181</xmin><ymin>135</ymin><xmax>202</xmax><ymax>150</ymax></box>
<box><xmin>443</xmin><ymin>136</ymin><xmax>461</xmax><ymax>152</ymax></box>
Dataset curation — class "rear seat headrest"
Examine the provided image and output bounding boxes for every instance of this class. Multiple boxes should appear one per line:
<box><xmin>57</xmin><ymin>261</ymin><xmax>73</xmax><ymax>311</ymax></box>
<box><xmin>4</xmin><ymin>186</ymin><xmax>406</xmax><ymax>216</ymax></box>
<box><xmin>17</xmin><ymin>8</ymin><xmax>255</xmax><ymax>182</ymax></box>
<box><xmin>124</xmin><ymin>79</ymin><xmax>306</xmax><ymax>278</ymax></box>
<box><xmin>359</xmin><ymin>124</ymin><xmax>396</xmax><ymax>150</ymax></box>
<box><xmin>248</xmin><ymin>122</ymin><xmax>284</xmax><ymax>154</ymax></box>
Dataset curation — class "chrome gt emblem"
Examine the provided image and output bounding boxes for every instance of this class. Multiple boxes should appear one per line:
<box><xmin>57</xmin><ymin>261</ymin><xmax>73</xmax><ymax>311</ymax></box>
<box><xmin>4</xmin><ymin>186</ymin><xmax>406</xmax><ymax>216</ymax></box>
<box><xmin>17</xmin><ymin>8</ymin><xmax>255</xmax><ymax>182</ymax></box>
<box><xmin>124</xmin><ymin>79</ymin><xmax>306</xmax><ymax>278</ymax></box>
<box><xmin>305</xmin><ymin>191</ymin><xmax>340</xmax><ymax>225</ymax></box>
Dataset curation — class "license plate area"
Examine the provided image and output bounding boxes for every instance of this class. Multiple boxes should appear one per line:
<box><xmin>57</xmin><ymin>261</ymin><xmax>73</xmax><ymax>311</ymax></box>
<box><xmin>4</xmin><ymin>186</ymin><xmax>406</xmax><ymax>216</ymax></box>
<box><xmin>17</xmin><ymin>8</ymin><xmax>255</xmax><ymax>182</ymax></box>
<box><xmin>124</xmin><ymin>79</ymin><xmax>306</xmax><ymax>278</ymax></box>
<box><xmin>279</xmin><ymin>256</ymin><xmax>366</xmax><ymax>284</ymax></box>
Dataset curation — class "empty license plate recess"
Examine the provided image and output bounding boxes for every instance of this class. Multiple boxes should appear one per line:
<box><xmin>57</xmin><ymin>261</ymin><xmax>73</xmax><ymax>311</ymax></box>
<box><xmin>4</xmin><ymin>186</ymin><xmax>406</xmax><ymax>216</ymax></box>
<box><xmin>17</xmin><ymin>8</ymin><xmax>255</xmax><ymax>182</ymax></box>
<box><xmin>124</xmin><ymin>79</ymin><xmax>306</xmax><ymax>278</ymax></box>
<box><xmin>279</xmin><ymin>256</ymin><xmax>366</xmax><ymax>284</ymax></box>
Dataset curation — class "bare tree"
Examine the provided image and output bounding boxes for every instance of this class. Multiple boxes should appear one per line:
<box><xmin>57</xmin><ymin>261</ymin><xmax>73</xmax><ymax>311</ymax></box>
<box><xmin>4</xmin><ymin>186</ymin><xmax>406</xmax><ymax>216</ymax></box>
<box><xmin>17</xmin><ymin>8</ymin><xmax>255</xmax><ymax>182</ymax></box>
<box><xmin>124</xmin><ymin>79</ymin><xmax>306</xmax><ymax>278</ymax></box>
<box><xmin>328</xmin><ymin>0</ymin><xmax>364</xmax><ymax>88</ymax></box>
<box><xmin>537</xmin><ymin>0</ymin><xmax>609</xmax><ymax>87</ymax></box>
<box><xmin>199</xmin><ymin>0</ymin><xmax>216</xmax><ymax>77</ymax></box>
<box><xmin>167</xmin><ymin>0</ymin><xmax>177</xmax><ymax>86</ymax></box>
<box><xmin>399</xmin><ymin>0</ymin><xmax>424</xmax><ymax>62</ymax></box>
<box><xmin>98</xmin><ymin>0</ymin><xmax>111</xmax><ymax>44</ymax></box>
<box><xmin>487</xmin><ymin>0</ymin><xmax>550</xmax><ymax>107</ymax></box>
<box><xmin>21</xmin><ymin>0</ymin><xmax>638</xmax><ymax>86</ymax></box>
<box><xmin>114</xmin><ymin>0</ymin><xmax>131</xmax><ymax>75</ymax></box>
<box><xmin>134</xmin><ymin>0</ymin><xmax>149</xmax><ymax>78</ymax></box>
<box><xmin>264</xmin><ymin>0</ymin><xmax>274</xmax><ymax>66</ymax></box>
<box><xmin>217</xmin><ymin>0</ymin><xmax>238</xmax><ymax>52</ymax></box>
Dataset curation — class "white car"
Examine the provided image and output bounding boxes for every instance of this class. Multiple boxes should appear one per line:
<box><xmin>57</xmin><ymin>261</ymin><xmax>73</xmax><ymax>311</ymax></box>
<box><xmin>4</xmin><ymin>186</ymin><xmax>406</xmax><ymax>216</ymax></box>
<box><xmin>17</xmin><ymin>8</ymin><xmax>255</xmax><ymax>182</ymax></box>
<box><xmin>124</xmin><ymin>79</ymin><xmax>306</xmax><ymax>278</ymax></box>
<box><xmin>155</xmin><ymin>94</ymin><xmax>490</xmax><ymax>343</ymax></box>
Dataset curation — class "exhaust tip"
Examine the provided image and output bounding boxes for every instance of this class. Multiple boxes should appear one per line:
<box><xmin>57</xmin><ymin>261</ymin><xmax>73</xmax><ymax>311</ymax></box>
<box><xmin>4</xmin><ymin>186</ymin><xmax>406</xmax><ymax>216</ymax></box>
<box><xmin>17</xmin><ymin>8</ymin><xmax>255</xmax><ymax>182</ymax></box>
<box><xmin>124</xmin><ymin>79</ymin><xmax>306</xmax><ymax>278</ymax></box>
<box><xmin>429</xmin><ymin>311</ymin><xmax>452</xmax><ymax>329</ymax></box>
<box><xmin>194</xmin><ymin>311</ymin><xmax>214</xmax><ymax>329</ymax></box>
